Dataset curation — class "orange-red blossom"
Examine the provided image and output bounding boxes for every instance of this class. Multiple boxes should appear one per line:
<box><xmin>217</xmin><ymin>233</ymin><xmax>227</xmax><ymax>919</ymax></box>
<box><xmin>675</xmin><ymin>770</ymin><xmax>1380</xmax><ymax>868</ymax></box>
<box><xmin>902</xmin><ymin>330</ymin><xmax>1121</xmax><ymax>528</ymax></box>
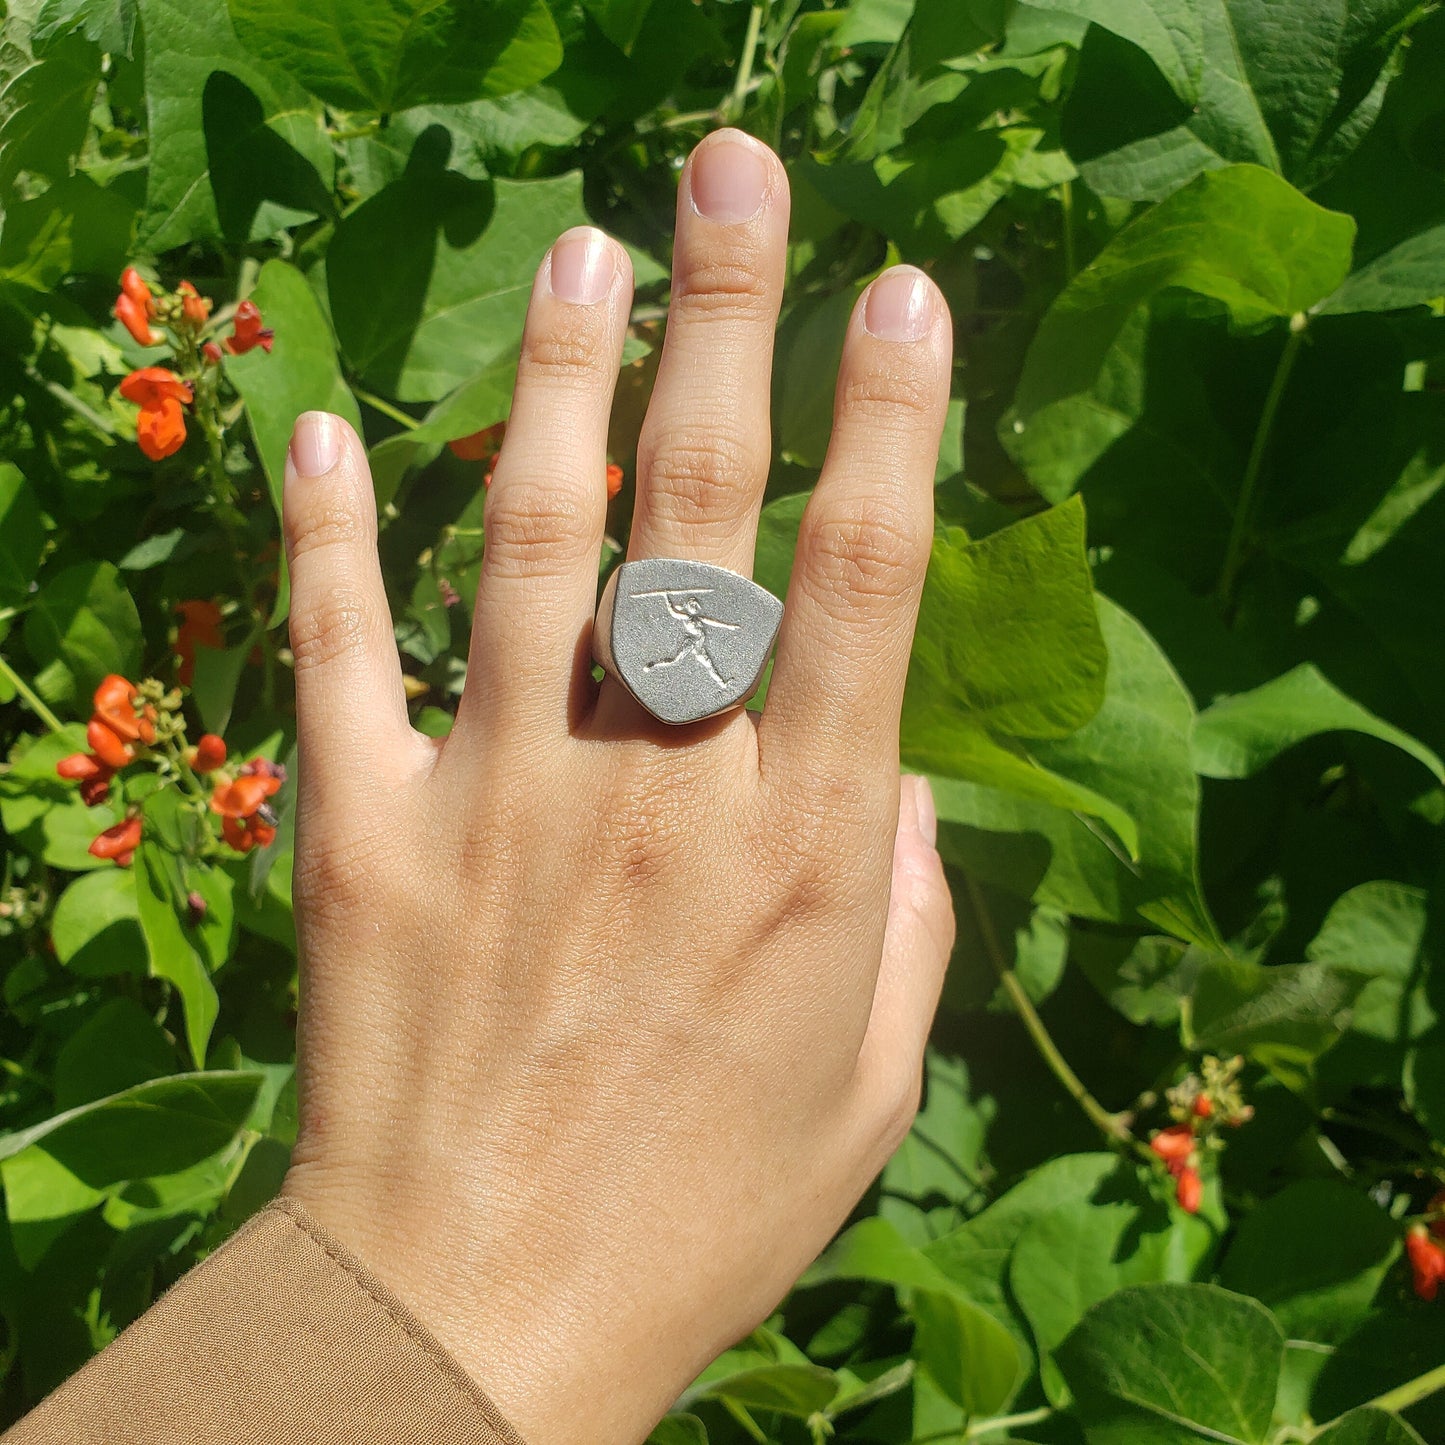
<box><xmin>1149</xmin><ymin>1123</ymin><xmax>1203</xmax><ymax>1215</ymax></box>
<box><xmin>210</xmin><ymin>758</ymin><xmax>285</xmax><ymax>852</ymax></box>
<box><xmin>115</xmin><ymin>267</ymin><xmax>160</xmax><ymax>347</ymax></box>
<box><xmin>224</xmin><ymin>300</ymin><xmax>274</xmax><ymax>355</ymax></box>
<box><xmin>447</xmin><ymin>424</ymin><xmax>624</xmax><ymax>497</ymax></box>
<box><xmin>120</xmin><ymin>366</ymin><xmax>192</xmax><ymax>461</ymax></box>
<box><xmin>175</xmin><ymin>599</ymin><xmax>224</xmax><ymax>685</ymax></box>
<box><xmin>1407</xmin><ymin>1226</ymin><xmax>1445</xmax><ymax>1302</ymax></box>
<box><xmin>56</xmin><ymin>675</ymin><xmax>158</xmax><ymax>813</ymax></box>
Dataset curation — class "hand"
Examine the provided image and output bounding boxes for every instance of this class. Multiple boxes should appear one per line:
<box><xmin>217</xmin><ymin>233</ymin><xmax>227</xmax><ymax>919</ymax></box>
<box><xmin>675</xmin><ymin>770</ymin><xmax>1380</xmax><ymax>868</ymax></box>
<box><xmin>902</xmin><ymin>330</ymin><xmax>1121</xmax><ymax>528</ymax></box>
<box><xmin>279</xmin><ymin>128</ymin><xmax>955</xmax><ymax>1445</ymax></box>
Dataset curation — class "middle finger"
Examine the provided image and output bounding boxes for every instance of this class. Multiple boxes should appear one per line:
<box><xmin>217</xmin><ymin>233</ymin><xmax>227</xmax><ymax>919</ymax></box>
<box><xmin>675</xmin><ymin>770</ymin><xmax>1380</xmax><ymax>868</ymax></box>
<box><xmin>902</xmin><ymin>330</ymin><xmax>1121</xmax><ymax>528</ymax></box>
<box><xmin>625</xmin><ymin>128</ymin><xmax>790</xmax><ymax>575</ymax></box>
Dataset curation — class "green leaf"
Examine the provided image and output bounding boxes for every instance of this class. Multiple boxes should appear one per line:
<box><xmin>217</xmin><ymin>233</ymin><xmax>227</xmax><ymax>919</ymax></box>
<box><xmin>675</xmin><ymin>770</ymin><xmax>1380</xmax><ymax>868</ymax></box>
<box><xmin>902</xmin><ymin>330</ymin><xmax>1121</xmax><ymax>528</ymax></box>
<box><xmin>229</xmin><ymin>258</ymin><xmax>361</xmax><ymax>622</ymax></box>
<box><xmin>1322</xmin><ymin>222</ymin><xmax>1445</xmax><ymax>315</ymax></box>
<box><xmin>0</xmin><ymin>464</ymin><xmax>44</xmax><ymax>606</ymax></box>
<box><xmin>1010</xmin><ymin>1187</ymin><xmax>1202</xmax><ymax>1405</ymax></box>
<box><xmin>1009</xmin><ymin>167</ymin><xmax>1355</xmax><ymax>452</ymax></box>
<box><xmin>932</xmin><ymin>598</ymin><xmax>1214</xmax><ymax>943</ymax></box>
<box><xmin>0</xmin><ymin>174</ymin><xmax>135</xmax><ymax>291</ymax></box>
<box><xmin>1218</xmin><ymin>1181</ymin><xmax>1399</xmax><ymax>1343</ymax></box>
<box><xmin>50</xmin><ymin>867</ymin><xmax>148</xmax><ymax>978</ymax></box>
<box><xmin>22</xmin><ymin>560</ymin><xmax>142</xmax><ymax>707</ymax></box>
<box><xmin>1056</xmin><ymin>1282</ymin><xmax>1284</xmax><ymax>1445</ymax></box>
<box><xmin>582</xmin><ymin>0</ymin><xmax>655</xmax><ymax>53</ymax></box>
<box><xmin>1036</xmin><ymin>0</ymin><xmax>1202</xmax><ymax>102</ymax></box>
<box><xmin>33</xmin><ymin>0</ymin><xmax>136</xmax><ymax>54</ymax></box>
<box><xmin>188</xmin><ymin>628</ymin><xmax>263</xmax><ymax>737</ymax></box>
<box><xmin>1312</xmin><ymin>1411</ymin><xmax>1429</xmax><ymax>1445</ymax></box>
<box><xmin>1192</xmin><ymin>664</ymin><xmax>1445</xmax><ymax>783</ymax></box>
<box><xmin>647</xmin><ymin>1416</ymin><xmax>708</xmax><ymax>1445</ymax></box>
<box><xmin>368</xmin><ymin>356</ymin><xmax>515</xmax><ymax>510</ymax></box>
<box><xmin>1307</xmin><ymin>881</ymin><xmax>1433</xmax><ymax>1047</ymax></box>
<box><xmin>0</xmin><ymin>1145</ymin><xmax>104</xmax><ymax>1267</ymax></box>
<box><xmin>910</xmin><ymin>1287</ymin><xmax>1022</xmax><ymax>1416</ymax></box>
<box><xmin>694</xmin><ymin>1365</ymin><xmax>840</xmax><ymax>1418</ymax></box>
<box><xmin>227</xmin><ymin>0</ymin><xmax>559</xmax><ymax>114</ymax></box>
<box><xmin>0</xmin><ymin>20</ymin><xmax>99</xmax><ymax>191</ymax></box>
<box><xmin>1190</xmin><ymin>955</ymin><xmax>1369</xmax><ymax>1086</ymax></box>
<box><xmin>53</xmin><ymin>997</ymin><xmax>179</xmax><ymax>1110</ymax></box>
<box><xmin>328</xmin><ymin>165</ymin><xmax>590</xmax><ymax>401</ymax></box>
<box><xmin>133</xmin><ymin>839</ymin><xmax>228</xmax><ymax>1067</ymax></box>
<box><xmin>804</xmin><ymin>1215</ymin><xmax>969</xmax><ymax>1294</ymax></box>
<box><xmin>0</xmin><ymin>1070</ymin><xmax>262</xmax><ymax>1182</ymax></box>
<box><xmin>137</xmin><ymin>0</ymin><xmax>334</xmax><ymax>251</ymax></box>
<box><xmin>905</xmin><ymin>499</ymin><xmax>1108</xmax><ymax>738</ymax></box>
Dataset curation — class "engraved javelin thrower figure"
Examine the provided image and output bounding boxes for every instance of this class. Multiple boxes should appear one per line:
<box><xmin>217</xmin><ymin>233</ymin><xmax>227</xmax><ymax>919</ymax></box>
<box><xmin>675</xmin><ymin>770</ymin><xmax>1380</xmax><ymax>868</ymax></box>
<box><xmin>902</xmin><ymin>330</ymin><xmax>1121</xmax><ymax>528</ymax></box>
<box><xmin>634</xmin><ymin>588</ymin><xmax>740</xmax><ymax>689</ymax></box>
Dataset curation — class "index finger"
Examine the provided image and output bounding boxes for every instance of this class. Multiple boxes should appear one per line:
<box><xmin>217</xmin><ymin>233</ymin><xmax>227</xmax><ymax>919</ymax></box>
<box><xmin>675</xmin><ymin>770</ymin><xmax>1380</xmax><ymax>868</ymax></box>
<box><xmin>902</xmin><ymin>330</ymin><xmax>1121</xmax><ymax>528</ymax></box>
<box><xmin>757</xmin><ymin>266</ymin><xmax>951</xmax><ymax>778</ymax></box>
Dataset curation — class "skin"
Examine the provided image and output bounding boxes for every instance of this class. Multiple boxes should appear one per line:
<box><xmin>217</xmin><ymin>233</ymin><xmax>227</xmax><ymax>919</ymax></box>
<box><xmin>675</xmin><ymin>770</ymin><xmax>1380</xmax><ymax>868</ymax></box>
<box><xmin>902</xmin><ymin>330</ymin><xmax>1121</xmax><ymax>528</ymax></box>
<box><xmin>279</xmin><ymin>129</ymin><xmax>956</xmax><ymax>1444</ymax></box>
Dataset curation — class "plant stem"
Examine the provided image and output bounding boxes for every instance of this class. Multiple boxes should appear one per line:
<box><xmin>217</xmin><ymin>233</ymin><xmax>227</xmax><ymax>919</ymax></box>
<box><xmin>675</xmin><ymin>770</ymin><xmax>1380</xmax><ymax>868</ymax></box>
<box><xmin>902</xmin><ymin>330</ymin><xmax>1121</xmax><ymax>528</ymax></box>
<box><xmin>24</xmin><ymin>364</ymin><xmax>117</xmax><ymax>437</ymax></box>
<box><xmin>728</xmin><ymin>1</ymin><xmax>766</xmax><ymax>122</ymax></box>
<box><xmin>911</xmin><ymin>1410</ymin><xmax>1053</xmax><ymax>1445</ymax></box>
<box><xmin>963</xmin><ymin>872</ymin><xmax>1133</xmax><ymax>1145</ymax></box>
<box><xmin>352</xmin><ymin>386</ymin><xmax>420</xmax><ymax>430</ymax></box>
<box><xmin>1216</xmin><ymin>312</ymin><xmax>1307</xmax><ymax>615</ymax></box>
<box><xmin>0</xmin><ymin>653</ymin><xmax>66</xmax><ymax>734</ymax></box>
<box><xmin>1356</xmin><ymin>1361</ymin><xmax>1445</xmax><ymax>1418</ymax></box>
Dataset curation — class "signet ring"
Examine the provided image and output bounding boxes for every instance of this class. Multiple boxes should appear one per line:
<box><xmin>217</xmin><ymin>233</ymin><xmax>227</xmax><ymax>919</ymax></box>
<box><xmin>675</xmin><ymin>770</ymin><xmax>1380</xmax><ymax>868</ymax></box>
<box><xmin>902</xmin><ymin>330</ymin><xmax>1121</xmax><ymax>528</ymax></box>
<box><xmin>592</xmin><ymin>558</ymin><xmax>784</xmax><ymax>725</ymax></box>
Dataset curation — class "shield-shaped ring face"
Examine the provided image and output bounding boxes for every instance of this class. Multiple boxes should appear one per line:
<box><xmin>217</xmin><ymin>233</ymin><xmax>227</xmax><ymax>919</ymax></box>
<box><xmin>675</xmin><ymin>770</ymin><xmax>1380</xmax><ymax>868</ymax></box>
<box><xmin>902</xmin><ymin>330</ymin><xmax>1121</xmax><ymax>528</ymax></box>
<box><xmin>593</xmin><ymin>559</ymin><xmax>784</xmax><ymax>725</ymax></box>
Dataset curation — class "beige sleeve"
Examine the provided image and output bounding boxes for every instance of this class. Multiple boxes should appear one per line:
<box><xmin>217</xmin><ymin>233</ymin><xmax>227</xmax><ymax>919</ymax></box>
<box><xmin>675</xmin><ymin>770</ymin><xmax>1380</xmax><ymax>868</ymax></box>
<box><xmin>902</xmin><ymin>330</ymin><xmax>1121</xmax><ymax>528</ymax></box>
<box><xmin>3</xmin><ymin>1195</ymin><xmax>527</xmax><ymax>1445</ymax></box>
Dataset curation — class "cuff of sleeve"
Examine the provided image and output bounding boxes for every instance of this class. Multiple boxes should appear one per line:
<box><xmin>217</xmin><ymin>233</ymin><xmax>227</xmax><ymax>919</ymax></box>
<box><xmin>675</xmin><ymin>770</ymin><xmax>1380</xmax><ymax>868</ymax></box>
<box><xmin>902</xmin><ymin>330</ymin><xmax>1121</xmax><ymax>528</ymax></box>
<box><xmin>7</xmin><ymin>1194</ymin><xmax>527</xmax><ymax>1445</ymax></box>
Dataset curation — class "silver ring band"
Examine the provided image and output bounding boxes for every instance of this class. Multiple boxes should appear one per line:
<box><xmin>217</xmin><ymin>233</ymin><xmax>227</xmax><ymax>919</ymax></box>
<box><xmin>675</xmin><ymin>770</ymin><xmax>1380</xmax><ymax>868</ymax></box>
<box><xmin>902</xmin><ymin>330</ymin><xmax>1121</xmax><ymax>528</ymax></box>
<box><xmin>593</xmin><ymin>558</ymin><xmax>783</xmax><ymax>725</ymax></box>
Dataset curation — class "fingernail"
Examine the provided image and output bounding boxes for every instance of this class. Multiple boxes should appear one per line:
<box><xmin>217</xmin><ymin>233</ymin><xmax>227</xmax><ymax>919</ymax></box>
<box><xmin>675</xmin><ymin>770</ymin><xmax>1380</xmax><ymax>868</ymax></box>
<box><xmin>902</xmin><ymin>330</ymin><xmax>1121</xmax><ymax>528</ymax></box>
<box><xmin>911</xmin><ymin>775</ymin><xmax>937</xmax><ymax>848</ymax></box>
<box><xmin>289</xmin><ymin>411</ymin><xmax>340</xmax><ymax>477</ymax></box>
<box><xmin>689</xmin><ymin>132</ymin><xmax>769</xmax><ymax>224</ymax></box>
<box><xmin>864</xmin><ymin>266</ymin><xmax>933</xmax><ymax>342</ymax></box>
<box><xmin>550</xmin><ymin>226</ymin><xmax>616</xmax><ymax>305</ymax></box>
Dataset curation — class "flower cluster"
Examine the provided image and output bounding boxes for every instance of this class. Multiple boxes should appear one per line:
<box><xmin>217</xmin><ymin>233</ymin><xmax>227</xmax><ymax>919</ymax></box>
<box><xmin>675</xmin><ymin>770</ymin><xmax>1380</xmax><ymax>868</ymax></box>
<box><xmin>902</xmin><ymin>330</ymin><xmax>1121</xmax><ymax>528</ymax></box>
<box><xmin>209</xmin><ymin>758</ymin><xmax>285</xmax><ymax>853</ymax></box>
<box><xmin>448</xmin><ymin>422</ymin><xmax>625</xmax><ymax>498</ymax></box>
<box><xmin>113</xmin><ymin>267</ymin><xmax>273</xmax><ymax>460</ymax></box>
<box><xmin>1148</xmin><ymin>1055</ymin><xmax>1253</xmax><ymax>1214</ymax></box>
<box><xmin>54</xmin><ymin>674</ymin><xmax>210</xmax><ymax>867</ymax></box>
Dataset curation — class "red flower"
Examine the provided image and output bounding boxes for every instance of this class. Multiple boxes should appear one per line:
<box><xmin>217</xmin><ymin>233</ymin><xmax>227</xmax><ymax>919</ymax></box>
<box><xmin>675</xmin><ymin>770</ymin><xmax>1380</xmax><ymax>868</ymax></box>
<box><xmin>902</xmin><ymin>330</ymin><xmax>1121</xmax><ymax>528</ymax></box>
<box><xmin>94</xmin><ymin>674</ymin><xmax>156</xmax><ymax>744</ymax></box>
<box><xmin>1176</xmin><ymin>1166</ymin><xmax>1203</xmax><ymax>1215</ymax></box>
<box><xmin>57</xmin><ymin>751</ymin><xmax>116</xmax><ymax>806</ymax></box>
<box><xmin>1407</xmin><ymin>1226</ymin><xmax>1445</xmax><ymax>1302</ymax></box>
<box><xmin>223</xmin><ymin>299</ymin><xmax>273</xmax><ymax>355</ymax></box>
<box><xmin>89</xmin><ymin>815</ymin><xmax>142</xmax><ymax>867</ymax></box>
<box><xmin>120</xmin><ymin>367</ymin><xmax>192</xmax><ymax>461</ymax></box>
<box><xmin>606</xmin><ymin>462</ymin><xmax>624</xmax><ymax>498</ymax></box>
<box><xmin>202</xmin><ymin>341</ymin><xmax>224</xmax><ymax>364</ymax></box>
<box><xmin>210</xmin><ymin>759</ymin><xmax>284</xmax><ymax>853</ymax></box>
<box><xmin>87</xmin><ymin>718</ymin><xmax>134</xmax><ymax>769</ymax></box>
<box><xmin>1149</xmin><ymin>1124</ymin><xmax>1194</xmax><ymax>1173</ymax></box>
<box><xmin>175</xmin><ymin>599</ymin><xmax>224</xmax><ymax>685</ymax></box>
<box><xmin>177</xmin><ymin>280</ymin><xmax>212</xmax><ymax>326</ymax></box>
<box><xmin>193</xmin><ymin>733</ymin><xmax>227</xmax><ymax>772</ymax></box>
<box><xmin>57</xmin><ymin>752</ymin><xmax>108</xmax><ymax>780</ymax></box>
<box><xmin>115</xmin><ymin>267</ymin><xmax>160</xmax><ymax>346</ymax></box>
<box><xmin>448</xmin><ymin>422</ymin><xmax>506</xmax><ymax>462</ymax></box>
<box><xmin>1192</xmin><ymin>1094</ymin><xmax>1214</xmax><ymax>1119</ymax></box>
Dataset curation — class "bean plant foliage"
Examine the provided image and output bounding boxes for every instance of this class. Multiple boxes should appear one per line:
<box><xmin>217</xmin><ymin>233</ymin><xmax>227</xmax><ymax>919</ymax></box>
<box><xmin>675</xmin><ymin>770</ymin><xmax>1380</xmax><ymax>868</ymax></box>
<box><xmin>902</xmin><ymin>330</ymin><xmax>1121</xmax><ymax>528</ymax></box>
<box><xmin>1</xmin><ymin>0</ymin><xmax>1444</xmax><ymax>1438</ymax></box>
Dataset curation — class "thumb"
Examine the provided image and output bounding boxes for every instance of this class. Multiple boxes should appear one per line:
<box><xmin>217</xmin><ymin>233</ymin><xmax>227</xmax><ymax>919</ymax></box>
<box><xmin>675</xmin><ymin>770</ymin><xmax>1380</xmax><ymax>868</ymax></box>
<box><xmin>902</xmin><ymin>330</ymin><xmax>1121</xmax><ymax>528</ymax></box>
<box><xmin>856</xmin><ymin>775</ymin><xmax>955</xmax><ymax>1105</ymax></box>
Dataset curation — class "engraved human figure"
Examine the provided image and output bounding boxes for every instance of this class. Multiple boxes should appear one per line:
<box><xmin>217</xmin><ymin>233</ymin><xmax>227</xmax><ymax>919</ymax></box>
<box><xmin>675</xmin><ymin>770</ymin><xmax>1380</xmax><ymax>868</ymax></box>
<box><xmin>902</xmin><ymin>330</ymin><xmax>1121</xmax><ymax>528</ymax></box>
<box><xmin>639</xmin><ymin>590</ymin><xmax>740</xmax><ymax>689</ymax></box>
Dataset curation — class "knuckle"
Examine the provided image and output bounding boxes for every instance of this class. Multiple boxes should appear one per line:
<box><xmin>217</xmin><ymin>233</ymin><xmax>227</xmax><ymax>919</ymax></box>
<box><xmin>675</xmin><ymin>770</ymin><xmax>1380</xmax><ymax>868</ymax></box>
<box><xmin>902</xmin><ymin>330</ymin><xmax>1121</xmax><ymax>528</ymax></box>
<box><xmin>483</xmin><ymin>486</ymin><xmax>593</xmax><ymax>580</ymax></box>
<box><xmin>639</xmin><ymin>429</ymin><xmax>760</xmax><ymax>524</ymax></box>
<box><xmin>292</xmin><ymin>827</ymin><xmax>393</xmax><ymax>932</ymax></box>
<box><xmin>800</xmin><ymin>498</ymin><xmax>926</xmax><ymax>611</ymax></box>
<box><xmin>876</xmin><ymin>1063</ymin><xmax>924</xmax><ymax>1152</ymax></box>
<box><xmin>286</xmin><ymin>495</ymin><xmax>371</xmax><ymax>566</ymax></box>
<box><xmin>289</xmin><ymin>588</ymin><xmax>374</xmax><ymax>674</ymax></box>
<box><xmin>837</xmin><ymin>365</ymin><xmax>940</xmax><ymax>426</ymax></box>
<box><xmin>674</xmin><ymin>257</ymin><xmax>776</xmax><ymax>320</ymax></box>
<box><xmin>518</xmin><ymin>312</ymin><xmax>610</xmax><ymax>386</ymax></box>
